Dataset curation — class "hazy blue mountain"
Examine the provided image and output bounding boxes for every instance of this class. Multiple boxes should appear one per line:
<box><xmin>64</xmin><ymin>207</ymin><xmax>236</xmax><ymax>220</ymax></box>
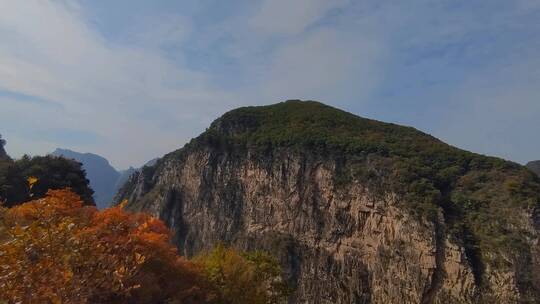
<box><xmin>114</xmin><ymin>167</ymin><xmax>136</xmax><ymax>193</ymax></box>
<box><xmin>52</xmin><ymin>148</ymin><xmax>119</xmax><ymax>209</ymax></box>
<box><xmin>114</xmin><ymin>158</ymin><xmax>159</xmax><ymax>193</ymax></box>
<box><xmin>527</xmin><ymin>160</ymin><xmax>540</xmax><ymax>176</ymax></box>
<box><xmin>52</xmin><ymin>148</ymin><xmax>159</xmax><ymax>208</ymax></box>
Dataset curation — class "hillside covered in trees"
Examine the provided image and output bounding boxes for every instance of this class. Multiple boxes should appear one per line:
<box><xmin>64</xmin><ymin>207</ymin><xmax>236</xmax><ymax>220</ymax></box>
<box><xmin>0</xmin><ymin>135</ymin><xmax>94</xmax><ymax>207</ymax></box>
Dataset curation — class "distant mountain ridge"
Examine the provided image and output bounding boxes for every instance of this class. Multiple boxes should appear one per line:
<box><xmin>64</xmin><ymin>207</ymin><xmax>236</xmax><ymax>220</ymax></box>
<box><xmin>51</xmin><ymin>148</ymin><xmax>158</xmax><ymax>208</ymax></box>
<box><xmin>52</xmin><ymin>148</ymin><xmax>119</xmax><ymax>208</ymax></box>
<box><xmin>527</xmin><ymin>160</ymin><xmax>540</xmax><ymax>176</ymax></box>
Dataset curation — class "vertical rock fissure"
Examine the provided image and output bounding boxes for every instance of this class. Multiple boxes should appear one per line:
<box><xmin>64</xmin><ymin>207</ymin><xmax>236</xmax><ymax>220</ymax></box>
<box><xmin>461</xmin><ymin>227</ymin><xmax>483</xmax><ymax>289</ymax></box>
<box><xmin>438</xmin><ymin>185</ymin><xmax>484</xmax><ymax>290</ymax></box>
<box><xmin>421</xmin><ymin>211</ymin><xmax>446</xmax><ymax>304</ymax></box>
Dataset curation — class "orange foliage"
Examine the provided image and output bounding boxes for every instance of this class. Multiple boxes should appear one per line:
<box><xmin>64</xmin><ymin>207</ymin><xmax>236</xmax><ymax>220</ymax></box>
<box><xmin>0</xmin><ymin>189</ymin><xmax>214</xmax><ymax>303</ymax></box>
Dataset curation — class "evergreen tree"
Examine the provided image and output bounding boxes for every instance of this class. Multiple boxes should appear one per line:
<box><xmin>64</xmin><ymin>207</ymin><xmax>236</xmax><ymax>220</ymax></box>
<box><xmin>0</xmin><ymin>134</ymin><xmax>8</xmax><ymax>160</ymax></box>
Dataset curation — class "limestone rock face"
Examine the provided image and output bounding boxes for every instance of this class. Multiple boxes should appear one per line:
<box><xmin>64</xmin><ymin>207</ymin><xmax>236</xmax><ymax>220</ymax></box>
<box><xmin>116</xmin><ymin>101</ymin><xmax>540</xmax><ymax>303</ymax></box>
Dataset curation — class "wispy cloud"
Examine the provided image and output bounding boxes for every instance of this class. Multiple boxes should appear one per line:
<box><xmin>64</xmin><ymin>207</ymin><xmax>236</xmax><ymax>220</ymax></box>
<box><xmin>0</xmin><ymin>0</ymin><xmax>232</xmax><ymax>167</ymax></box>
<box><xmin>248</xmin><ymin>0</ymin><xmax>349</xmax><ymax>36</ymax></box>
<box><xmin>0</xmin><ymin>0</ymin><xmax>538</xmax><ymax>167</ymax></box>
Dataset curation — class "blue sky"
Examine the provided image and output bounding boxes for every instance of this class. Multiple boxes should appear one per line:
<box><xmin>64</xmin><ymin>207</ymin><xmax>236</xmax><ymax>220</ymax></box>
<box><xmin>0</xmin><ymin>0</ymin><xmax>539</xmax><ymax>169</ymax></box>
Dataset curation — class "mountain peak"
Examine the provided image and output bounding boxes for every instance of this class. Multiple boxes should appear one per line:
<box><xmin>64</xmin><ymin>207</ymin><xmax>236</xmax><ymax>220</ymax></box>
<box><xmin>53</xmin><ymin>148</ymin><xmax>113</xmax><ymax>168</ymax></box>
<box><xmin>196</xmin><ymin>101</ymin><xmax>468</xmax><ymax>170</ymax></box>
<box><xmin>206</xmin><ymin>100</ymin><xmax>401</xmax><ymax>147</ymax></box>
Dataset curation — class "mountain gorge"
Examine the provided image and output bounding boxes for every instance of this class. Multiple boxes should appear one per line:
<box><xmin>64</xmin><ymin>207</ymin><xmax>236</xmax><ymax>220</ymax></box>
<box><xmin>52</xmin><ymin>149</ymin><xmax>157</xmax><ymax>209</ymax></box>
<box><xmin>116</xmin><ymin>100</ymin><xmax>540</xmax><ymax>303</ymax></box>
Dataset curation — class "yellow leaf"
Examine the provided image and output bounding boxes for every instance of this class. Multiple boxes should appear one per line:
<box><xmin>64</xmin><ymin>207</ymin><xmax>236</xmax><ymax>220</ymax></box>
<box><xmin>135</xmin><ymin>252</ymin><xmax>145</xmax><ymax>264</ymax></box>
<box><xmin>64</xmin><ymin>270</ymin><xmax>73</xmax><ymax>280</ymax></box>
<box><xmin>27</xmin><ymin>176</ymin><xmax>38</xmax><ymax>190</ymax></box>
<box><xmin>50</xmin><ymin>296</ymin><xmax>62</xmax><ymax>304</ymax></box>
<box><xmin>117</xmin><ymin>266</ymin><xmax>126</xmax><ymax>275</ymax></box>
<box><xmin>118</xmin><ymin>199</ymin><xmax>128</xmax><ymax>209</ymax></box>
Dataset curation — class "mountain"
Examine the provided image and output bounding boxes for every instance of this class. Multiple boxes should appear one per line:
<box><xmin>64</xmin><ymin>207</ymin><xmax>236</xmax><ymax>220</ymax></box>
<box><xmin>527</xmin><ymin>161</ymin><xmax>540</xmax><ymax>176</ymax></box>
<box><xmin>114</xmin><ymin>158</ymin><xmax>158</xmax><ymax>194</ymax></box>
<box><xmin>115</xmin><ymin>167</ymin><xmax>136</xmax><ymax>193</ymax></box>
<box><xmin>115</xmin><ymin>100</ymin><xmax>540</xmax><ymax>303</ymax></box>
<box><xmin>52</xmin><ymin>149</ymin><xmax>159</xmax><ymax>208</ymax></box>
<box><xmin>52</xmin><ymin>148</ymin><xmax>120</xmax><ymax>209</ymax></box>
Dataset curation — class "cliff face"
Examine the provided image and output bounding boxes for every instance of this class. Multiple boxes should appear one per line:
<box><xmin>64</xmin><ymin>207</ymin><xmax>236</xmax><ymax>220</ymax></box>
<box><xmin>116</xmin><ymin>101</ymin><xmax>540</xmax><ymax>303</ymax></box>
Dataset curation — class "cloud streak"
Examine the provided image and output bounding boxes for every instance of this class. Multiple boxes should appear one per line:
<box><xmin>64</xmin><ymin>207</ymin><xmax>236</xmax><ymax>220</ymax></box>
<box><xmin>0</xmin><ymin>0</ymin><xmax>538</xmax><ymax>167</ymax></box>
<box><xmin>0</xmin><ymin>0</ymin><xmax>233</xmax><ymax>168</ymax></box>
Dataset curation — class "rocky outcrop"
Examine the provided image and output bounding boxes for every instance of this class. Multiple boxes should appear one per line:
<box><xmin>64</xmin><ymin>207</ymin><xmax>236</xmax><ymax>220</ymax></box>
<box><xmin>116</xmin><ymin>101</ymin><xmax>540</xmax><ymax>303</ymax></box>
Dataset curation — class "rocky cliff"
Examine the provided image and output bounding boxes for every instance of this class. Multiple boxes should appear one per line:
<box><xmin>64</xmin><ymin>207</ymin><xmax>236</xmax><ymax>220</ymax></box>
<box><xmin>116</xmin><ymin>100</ymin><xmax>540</xmax><ymax>303</ymax></box>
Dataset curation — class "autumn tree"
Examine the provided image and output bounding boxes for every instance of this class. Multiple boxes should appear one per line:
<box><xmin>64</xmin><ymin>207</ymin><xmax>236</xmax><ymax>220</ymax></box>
<box><xmin>0</xmin><ymin>189</ymin><xmax>290</xmax><ymax>303</ymax></box>
<box><xmin>194</xmin><ymin>245</ymin><xmax>292</xmax><ymax>304</ymax></box>
<box><xmin>0</xmin><ymin>189</ymin><xmax>213</xmax><ymax>303</ymax></box>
